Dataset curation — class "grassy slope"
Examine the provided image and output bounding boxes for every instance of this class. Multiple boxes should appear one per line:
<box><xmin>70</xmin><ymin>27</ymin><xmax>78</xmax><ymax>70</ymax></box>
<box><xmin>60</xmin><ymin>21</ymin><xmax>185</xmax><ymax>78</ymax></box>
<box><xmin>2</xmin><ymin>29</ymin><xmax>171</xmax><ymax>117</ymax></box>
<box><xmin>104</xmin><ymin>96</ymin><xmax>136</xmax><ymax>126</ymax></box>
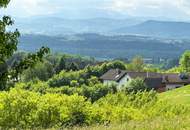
<box><xmin>68</xmin><ymin>86</ymin><xmax>190</xmax><ymax>130</ymax></box>
<box><xmin>159</xmin><ymin>85</ymin><xmax>190</xmax><ymax>105</ymax></box>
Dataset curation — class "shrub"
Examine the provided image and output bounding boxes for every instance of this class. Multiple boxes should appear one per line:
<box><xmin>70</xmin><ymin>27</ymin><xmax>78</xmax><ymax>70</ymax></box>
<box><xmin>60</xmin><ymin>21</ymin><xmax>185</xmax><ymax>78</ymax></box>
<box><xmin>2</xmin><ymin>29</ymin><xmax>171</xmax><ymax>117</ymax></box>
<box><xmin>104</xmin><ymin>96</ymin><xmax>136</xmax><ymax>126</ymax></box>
<box><xmin>0</xmin><ymin>88</ymin><xmax>189</xmax><ymax>129</ymax></box>
<box><xmin>124</xmin><ymin>78</ymin><xmax>150</xmax><ymax>93</ymax></box>
<box><xmin>0</xmin><ymin>89</ymin><xmax>96</xmax><ymax>129</ymax></box>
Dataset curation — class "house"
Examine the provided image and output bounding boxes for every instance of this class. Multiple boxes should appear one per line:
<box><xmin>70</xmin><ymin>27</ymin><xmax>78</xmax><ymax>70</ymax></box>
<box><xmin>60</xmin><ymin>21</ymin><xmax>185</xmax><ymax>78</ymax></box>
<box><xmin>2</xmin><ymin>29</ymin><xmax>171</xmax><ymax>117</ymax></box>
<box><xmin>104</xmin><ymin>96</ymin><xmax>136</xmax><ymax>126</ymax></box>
<box><xmin>100</xmin><ymin>69</ymin><xmax>190</xmax><ymax>92</ymax></box>
<box><xmin>162</xmin><ymin>73</ymin><xmax>190</xmax><ymax>91</ymax></box>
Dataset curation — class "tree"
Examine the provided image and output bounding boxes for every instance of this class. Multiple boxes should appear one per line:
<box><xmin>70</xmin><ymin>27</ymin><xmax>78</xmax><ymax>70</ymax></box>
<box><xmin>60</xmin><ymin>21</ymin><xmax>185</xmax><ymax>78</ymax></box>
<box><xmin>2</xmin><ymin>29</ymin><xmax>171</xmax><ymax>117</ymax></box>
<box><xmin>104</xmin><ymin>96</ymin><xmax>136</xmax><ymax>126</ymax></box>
<box><xmin>0</xmin><ymin>1</ymin><xmax>20</xmax><ymax>89</ymax></box>
<box><xmin>180</xmin><ymin>50</ymin><xmax>190</xmax><ymax>72</ymax></box>
<box><xmin>22</xmin><ymin>60</ymin><xmax>54</xmax><ymax>82</ymax></box>
<box><xmin>56</xmin><ymin>55</ymin><xmax>67</xmax><ymax>73</ymax></box>
<box><xmin>11</xmin><ymin>47</ymin><xmax>50</xmax><ymax>82</ymax></box>
<box><xmin>101</xmin><ymin>60</ymin><xmax>126</xmax><ymax>74</ymax></box>
<box><xmin>124</xmin><ymin>78</ymin><xmax>149</xmax><ymax>93</ymax></box>
<box><xmin>0</xmin><ymin>2</ymin><xmax>50</xmax><ymax>89</ymax></box>
<box><xmin>127</xmin><ymin>56</ymin><xmax>145</xmax><ymax>72</ymax></box>
<box><xmin>0</xmin><ymin>0</ymin><xmax>10</xmax><ymax>7</ymax></box>
<box><xmin>68</xmin><ymin>62</ymin><xmax>79</xmax><ymax>71</ymax></box>
<box><xmin>162</xmin><ymin>58</ymin><xmax>179</xmax><ymax>70</ymax></box>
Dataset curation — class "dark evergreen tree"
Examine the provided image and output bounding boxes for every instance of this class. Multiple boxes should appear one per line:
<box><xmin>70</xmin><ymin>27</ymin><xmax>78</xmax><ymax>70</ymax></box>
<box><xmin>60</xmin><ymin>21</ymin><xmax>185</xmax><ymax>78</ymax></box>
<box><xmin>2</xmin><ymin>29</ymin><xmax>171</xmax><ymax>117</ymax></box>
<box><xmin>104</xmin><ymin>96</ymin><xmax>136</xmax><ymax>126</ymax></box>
<box><xmin>56</xmin><ymin>56</ymin><xmax>67</xmax><ymax>73</ymax></box>
<box><xmin>69</xmin><ymin>62</ymin><xmax>79</xmax><ymax>71</ymax></box>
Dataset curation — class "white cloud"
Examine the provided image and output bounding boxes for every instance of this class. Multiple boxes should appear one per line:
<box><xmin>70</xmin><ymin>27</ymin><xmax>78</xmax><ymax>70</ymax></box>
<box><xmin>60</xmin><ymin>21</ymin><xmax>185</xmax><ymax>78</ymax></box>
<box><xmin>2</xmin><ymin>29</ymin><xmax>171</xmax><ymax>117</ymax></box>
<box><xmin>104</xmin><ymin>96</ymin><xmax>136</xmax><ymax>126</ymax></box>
<box><xmin>1</xmin><ymin>0</ymin><xmax>190</xmax><ymax>20</ymax></box>
<box><xmin>105</xmin><ymin>0</ymin><xmax>190</xmax><ymax>18</ymax></box>
<box><xmin>1</xmin><ymin>0</ymin><xmax>62</xmax><ymax>17</ymax></box>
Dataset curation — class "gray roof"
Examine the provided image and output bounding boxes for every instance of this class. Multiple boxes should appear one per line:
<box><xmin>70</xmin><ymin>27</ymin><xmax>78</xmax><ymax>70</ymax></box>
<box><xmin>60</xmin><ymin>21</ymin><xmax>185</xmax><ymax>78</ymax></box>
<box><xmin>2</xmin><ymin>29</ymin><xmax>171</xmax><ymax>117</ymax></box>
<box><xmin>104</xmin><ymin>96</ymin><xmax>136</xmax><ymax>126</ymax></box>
<box><xmin>127</xmin><ymin>72</ymin><xmax>162</xmax><ymax>79</ymax></box>
<box><xmin>100</xmin><ymin>69</ymin><xmax>127</xmax><ymax>82</ymax></box>
<box><xmin>100</xmin><ymin>69</ymin><xmax>190</xmax><ymax>84</ymax></box>
<box><xmin>144</xmin><ymin>78</ymin><xmax>163</xmax><ymax>89</ymax></box>
<box><xmin>162</xmin><ymin>73</ymin><xmax>190</xmax><ymax>84</ymax></box>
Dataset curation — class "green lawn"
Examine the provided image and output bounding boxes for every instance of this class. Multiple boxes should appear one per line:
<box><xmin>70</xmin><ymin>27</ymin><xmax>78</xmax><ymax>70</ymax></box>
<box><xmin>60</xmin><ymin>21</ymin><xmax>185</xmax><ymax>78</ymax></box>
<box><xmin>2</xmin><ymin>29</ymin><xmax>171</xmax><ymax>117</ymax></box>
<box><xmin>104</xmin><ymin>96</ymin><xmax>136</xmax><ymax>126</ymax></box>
<box><xmin>159</xmin><ymin>85</ymin><xmax>190</xmax><ymax>105</ymax></box>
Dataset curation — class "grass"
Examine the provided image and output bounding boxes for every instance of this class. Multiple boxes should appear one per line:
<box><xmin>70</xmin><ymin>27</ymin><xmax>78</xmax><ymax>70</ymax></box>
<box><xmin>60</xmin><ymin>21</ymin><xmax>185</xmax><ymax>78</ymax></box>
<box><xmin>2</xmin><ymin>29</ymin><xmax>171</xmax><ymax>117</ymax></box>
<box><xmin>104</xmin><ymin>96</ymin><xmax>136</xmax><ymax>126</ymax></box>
<box><xmin>159</xmin><ymin>85</ymin><xmax>190</xmax><ymax>105</ymax></box>
<box><xmin>68</xmin><ymin>86</ymin><xmax>190</xmax><ymax>130</ymax></box>
<box><xmin>6</xmin><ymin>86</ymin><xmax>190</xmax><ymax>130</ymax></box>
<box><xmin>54</xmin><ymin>116</ymin><xmax>189</xmax><ymax>130</ymax></box>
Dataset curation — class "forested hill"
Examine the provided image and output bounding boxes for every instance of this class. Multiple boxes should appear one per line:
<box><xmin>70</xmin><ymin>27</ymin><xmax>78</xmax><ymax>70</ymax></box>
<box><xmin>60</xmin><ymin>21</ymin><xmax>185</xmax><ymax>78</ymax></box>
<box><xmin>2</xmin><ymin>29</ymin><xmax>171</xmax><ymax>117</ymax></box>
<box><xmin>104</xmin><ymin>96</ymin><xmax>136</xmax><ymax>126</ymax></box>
<box><xmin>115</xmin><ymin>20</ymin><xmax>190</xmax><ymax>38</ymax></box>
<box><xmin>18</xmin><ymin>33</ymin><xmax>190</xmax><ymax>59</ymax></box>
<box><xmin>15</xmin><ymin>17</ymin><xmax>190</xmax><ymax>39</ymax></box>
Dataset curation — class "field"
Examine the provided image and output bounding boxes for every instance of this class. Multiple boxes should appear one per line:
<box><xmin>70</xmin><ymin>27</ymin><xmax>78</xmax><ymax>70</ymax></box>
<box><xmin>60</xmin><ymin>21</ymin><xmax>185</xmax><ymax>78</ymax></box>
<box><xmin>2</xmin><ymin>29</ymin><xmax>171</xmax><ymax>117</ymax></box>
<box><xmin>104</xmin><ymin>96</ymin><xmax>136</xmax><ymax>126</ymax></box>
<box><xmin>69</xmin><ymin>86</ymin><xmax>190</xmax><ymax>130</ymax></box>
<box><xmin>159</xmin><ymin>85</ymin><xmax>190</xmax><ymax>105</ymax></box>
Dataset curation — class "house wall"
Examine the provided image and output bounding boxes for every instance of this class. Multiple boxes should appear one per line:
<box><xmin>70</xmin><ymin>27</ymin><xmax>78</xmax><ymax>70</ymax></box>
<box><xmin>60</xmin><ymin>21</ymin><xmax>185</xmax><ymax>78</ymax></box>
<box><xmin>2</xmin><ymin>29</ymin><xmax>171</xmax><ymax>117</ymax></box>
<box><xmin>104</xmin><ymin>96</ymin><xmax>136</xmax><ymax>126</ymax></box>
<box><xmin>166</xmin><ymin>84</ymin><xmax>184</xmax><ymax>90</ymax></box>
<box><xmin>103</xmin><ymin>75</ymin><xmax>131</xmax><ymax>90</ymax></box>
<box><xmin>117</xmin><ymin>75</ymin><xmax>131</xmax><ymax>90</ymax></box>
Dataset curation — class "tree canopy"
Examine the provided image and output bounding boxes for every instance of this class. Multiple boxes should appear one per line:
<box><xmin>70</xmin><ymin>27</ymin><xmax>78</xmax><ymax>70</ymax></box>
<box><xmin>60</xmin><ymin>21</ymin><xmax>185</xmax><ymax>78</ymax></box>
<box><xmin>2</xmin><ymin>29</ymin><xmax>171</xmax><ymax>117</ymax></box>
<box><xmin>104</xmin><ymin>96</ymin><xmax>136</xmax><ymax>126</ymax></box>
<box><xmin>0</xmin><ymin>0</ymin><xmax>50</xmax><ymax>90</ymax></box>
<box><xmin>0</xmin><ymin>0</ymin><xmax>10</xmax><ymax>7</ymax></box>
<box><xmin>180</xmin><ymin>50</ymin><xmax>190</xmax><ymax>72</ymax></box>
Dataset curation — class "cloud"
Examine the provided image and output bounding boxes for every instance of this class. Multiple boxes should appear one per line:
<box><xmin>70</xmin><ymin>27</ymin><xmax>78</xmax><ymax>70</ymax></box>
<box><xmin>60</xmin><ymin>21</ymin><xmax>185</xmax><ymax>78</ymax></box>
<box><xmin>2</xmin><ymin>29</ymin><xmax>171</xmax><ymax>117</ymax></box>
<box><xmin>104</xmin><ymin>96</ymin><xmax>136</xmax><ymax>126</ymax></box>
<box><xmin>1</xmin><ymin>0</ymin><xmax>63</xmax><ymax>17</ymax></box>
<box><xmin>105</xmin><ymin>0</ymin><xmax>190</xmax><ymax>18</ymax></box>
<box><xmin>1</xmin><ymin>0</ymin><xmax>109</xmax><ymax>17</ymax></box>
<box><xmin>1</xmin><ymin>0</ymin><xmax>190</xmax><ymax>20</ymax></box>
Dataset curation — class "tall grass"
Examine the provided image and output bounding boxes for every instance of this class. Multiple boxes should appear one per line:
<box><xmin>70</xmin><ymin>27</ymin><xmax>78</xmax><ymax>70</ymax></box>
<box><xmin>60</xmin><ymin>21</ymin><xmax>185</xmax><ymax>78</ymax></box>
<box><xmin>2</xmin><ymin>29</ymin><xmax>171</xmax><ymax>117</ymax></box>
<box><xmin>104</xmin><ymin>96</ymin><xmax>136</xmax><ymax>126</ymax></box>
<box><xmin>70</xmin><ymin>115</ymin><xmax>190</xmax><ymax>130</ymax></box>
<box><xmin>0</xmin><ymin>88</ymin><xmax>190</xmax><ymax>129</ymax></box>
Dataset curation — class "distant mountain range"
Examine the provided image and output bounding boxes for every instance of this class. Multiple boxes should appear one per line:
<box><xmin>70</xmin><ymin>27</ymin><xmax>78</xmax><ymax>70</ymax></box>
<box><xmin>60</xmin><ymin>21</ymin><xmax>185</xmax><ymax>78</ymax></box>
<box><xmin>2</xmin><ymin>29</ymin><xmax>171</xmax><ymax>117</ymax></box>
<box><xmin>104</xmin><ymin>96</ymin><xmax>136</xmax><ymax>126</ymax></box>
<box><xmin>18</xmin><ymin>33</ymin><xmax>190</xmax><ymax>59</ymax></box>
<box><xmin>14</xmin><ymin>17</ymin><xmax>190</xmax><ymax>39</ymax></box>
<box><xmin>15</xmin><ymin>17</ymin><xmax>142</xmax><ymax>35</ymax></box>
<box><xmin>116</xmin><ymin>20</ymin><xmax>190</xmax><ymax>38</ymax></box>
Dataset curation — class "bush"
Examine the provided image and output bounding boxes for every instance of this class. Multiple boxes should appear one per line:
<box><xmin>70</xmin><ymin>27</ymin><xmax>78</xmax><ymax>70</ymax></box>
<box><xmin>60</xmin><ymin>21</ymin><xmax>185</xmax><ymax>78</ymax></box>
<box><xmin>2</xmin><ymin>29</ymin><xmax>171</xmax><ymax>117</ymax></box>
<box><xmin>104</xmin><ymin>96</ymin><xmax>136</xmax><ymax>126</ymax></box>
<box><xmin>124</xmin><ymin>78</ymin><xmax>150</xmax><ymax>93</ymax></box>
<box><xmin>0</xmin><ymin>89</ymin><xmax>96</xmax><ymax>129</ymax></box>
<box><xmin>0</xmin><ymin>89</ymin><xmax>189</xmax><ymax>129</ymax></box>
<box><xmin>48</xmin><ymin>70</ymin><xmax>84</xmax><ymax>87</ymax></box>
<box><xmin>22</xmin><ymin>61</ymin><xmax>55</xmax><ymax>82</ymax></box>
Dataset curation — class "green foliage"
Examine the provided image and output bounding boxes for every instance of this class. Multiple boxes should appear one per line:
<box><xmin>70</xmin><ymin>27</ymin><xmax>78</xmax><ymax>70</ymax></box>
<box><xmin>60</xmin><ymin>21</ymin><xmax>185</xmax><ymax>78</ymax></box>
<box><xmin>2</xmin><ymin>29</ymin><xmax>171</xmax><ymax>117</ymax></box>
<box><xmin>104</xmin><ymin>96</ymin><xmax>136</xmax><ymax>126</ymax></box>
<box><xmin>17</xmin><ymin>80</ymin><xmax>117</xmax><ymax>102</ymax></box>
<box><xmin>123</xmin><ymin>78</ymin><xmax>150</xmax><ymax>93</ymax></box>
<box><xmin>68</xmin><ymin>62</ymin><xmax>79</xmax><ymax>71</ymax></box>
<box><xmin>127</xmin><ymin>56</ymin><xmax>145</xmax><ymax>72</ymax></box>
<box><xmin>0</xmin><ymin>16</ymin><xmax>20</xmax><ymax>62</ymax></box>
<box><xmin>47</xmin><ymin>60</ymin><xmax>126</xmax><ymax>88</ymax></box>
<box><xmin>15</xmin><ymin>80</ymin><xmax>49</xmax><ymax>94</ymax></box>
<box><xmin>166</xmin><ymin>66</ymin><xmax>183</xmax><ymax>73</ymax></box>
<box><xmin>0</xmin><ymin>0</ymin><xmax>10</xmax><ymax>7</ymax></box>
<box><xmin>54</xmin><ymin>54</ymin><xmax>96</xmax><ymax>73</ymax></box>
<box><xmin>22</xmin><ymin>60</ymin><xmax>55</xmax><ymax>82</ymax></box>
<box><xmin>0</xmin><ymin>88</ymin><xmax>189</xmax><ymax>129</ymax></box>
<box><xmin>159</xmin><ymin>85</ymin><xmax>190</xmax><ymax>105</ymax></box>
<box><xmin>0</xmin><ymin>1</ymin><xmax>50</xmax><ymax>90</ymax></box>
<box><xmin>0</xmin><ymin>15</ymin><xmax>20</xmax><ymax>90</ymax></box>
<box><xmin>101</xmin><ymin>60</ymin><xmax>126</xmax><ymax>73</ymax></box>
<box><xmin>180</xmin><ymin>50</ymin><xmax>190</xmax><ymax>72</ymax></box>
<box><xmin>144</xmin><ymin>64</ymin><xmax>161</xmax><ymax>72</ymax></box>
<box><xmin>0</xmin><ymin>89</ymin><xmax>94</xmax><ymax>128</ymax></box>
<box><xmin>162</xmin><ymin>58</ymin><xmax>179</xmax><ymax>70</ymax></box>
<box><xmin>11</xmin><ymin>47</ymin><xmax>50</xmax><ymax>82</ymax></box>
<box><xmin>56</xmin><ymin>55</ymin><xmax>67</xmax><ymax>73</ymax></box>
<box><xmin>48</xmin><ymin>70</ymin><xmax>84</xmax><ymax>87</ymax></box>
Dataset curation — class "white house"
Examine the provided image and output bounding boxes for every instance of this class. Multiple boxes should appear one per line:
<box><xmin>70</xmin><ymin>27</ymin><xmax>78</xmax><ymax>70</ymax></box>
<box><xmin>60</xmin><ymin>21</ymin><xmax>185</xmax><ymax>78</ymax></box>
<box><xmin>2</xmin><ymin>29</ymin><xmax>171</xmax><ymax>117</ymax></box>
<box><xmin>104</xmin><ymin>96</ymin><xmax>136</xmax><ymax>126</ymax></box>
<box><xmin>100</xmin><ymin>69</ymin><xmax>190</xmax><ymax>92</ymax></box>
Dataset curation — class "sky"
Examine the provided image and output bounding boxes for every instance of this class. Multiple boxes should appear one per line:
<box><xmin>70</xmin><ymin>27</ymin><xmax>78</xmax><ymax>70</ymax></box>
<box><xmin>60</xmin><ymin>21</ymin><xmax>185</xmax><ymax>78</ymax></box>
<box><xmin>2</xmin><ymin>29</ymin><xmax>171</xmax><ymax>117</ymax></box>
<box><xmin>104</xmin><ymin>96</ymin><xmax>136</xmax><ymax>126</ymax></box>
<box><xmin>1</xmin><ymin>0</ymin><xmax>190</xmax><ymax>21</ymax></box>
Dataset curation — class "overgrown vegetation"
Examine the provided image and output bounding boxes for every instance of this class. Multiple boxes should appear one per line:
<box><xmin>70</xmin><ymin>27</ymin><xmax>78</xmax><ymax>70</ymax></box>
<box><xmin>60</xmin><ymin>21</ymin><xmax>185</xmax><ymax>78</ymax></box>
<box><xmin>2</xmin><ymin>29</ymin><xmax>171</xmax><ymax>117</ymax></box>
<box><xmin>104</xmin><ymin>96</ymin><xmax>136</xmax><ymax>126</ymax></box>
<box><xmin>1</xmin><ymin>1</ymin><xmax>190</xmax><ymax>129</ymax></box>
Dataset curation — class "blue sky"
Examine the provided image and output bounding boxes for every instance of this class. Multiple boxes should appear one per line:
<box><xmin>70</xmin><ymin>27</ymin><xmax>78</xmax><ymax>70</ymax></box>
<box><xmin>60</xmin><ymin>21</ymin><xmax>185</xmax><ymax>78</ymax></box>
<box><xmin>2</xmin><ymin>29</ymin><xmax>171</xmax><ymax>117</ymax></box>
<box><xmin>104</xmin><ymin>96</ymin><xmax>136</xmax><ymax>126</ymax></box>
<box><xmin>1</xmin><ymin>0</ymin><xmax>190</xmax><ymax>21</ymax></box>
